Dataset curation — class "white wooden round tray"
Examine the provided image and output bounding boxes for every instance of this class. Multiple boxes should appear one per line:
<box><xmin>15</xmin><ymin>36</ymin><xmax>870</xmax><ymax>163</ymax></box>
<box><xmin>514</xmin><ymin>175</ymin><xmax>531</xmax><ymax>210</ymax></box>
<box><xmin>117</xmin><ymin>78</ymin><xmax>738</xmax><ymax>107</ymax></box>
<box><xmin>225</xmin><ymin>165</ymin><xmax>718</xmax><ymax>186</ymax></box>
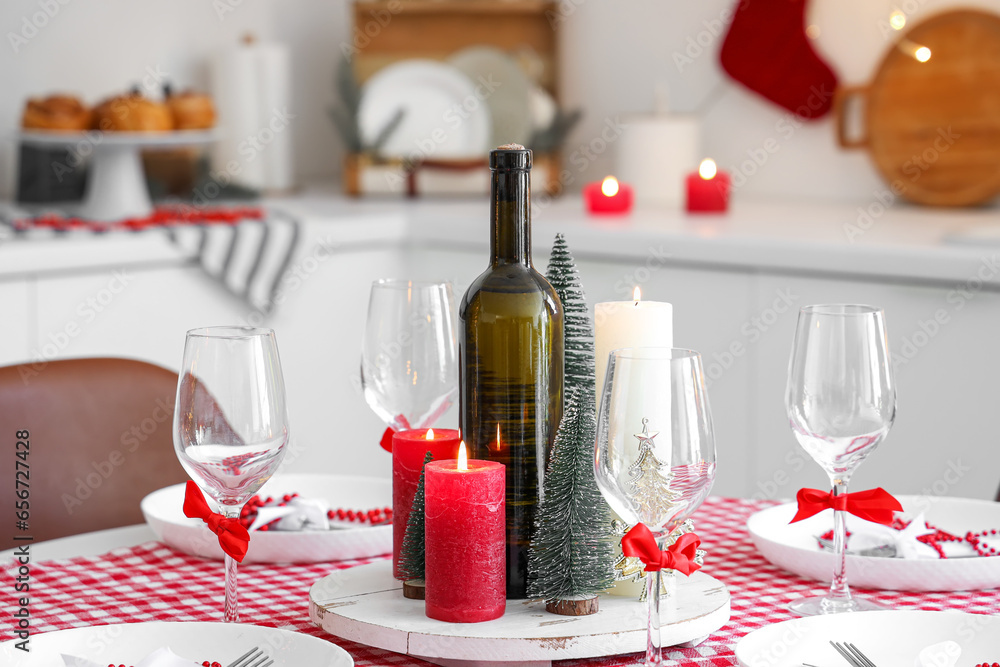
<box><xmin>309</xmin><ymin>561</ymin><xmax>731</xmax><ymax>667</ymax></box>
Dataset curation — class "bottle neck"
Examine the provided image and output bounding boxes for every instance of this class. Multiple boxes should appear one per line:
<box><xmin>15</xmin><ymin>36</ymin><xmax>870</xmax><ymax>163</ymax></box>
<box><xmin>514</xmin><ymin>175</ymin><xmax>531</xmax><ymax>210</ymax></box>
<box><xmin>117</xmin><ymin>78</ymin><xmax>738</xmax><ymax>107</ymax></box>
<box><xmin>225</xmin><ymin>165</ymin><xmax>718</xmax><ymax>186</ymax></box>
<box><xmin>490</xmin><ymin>169</ymin><xmax>531</xmax><ymax>267</ymax></box>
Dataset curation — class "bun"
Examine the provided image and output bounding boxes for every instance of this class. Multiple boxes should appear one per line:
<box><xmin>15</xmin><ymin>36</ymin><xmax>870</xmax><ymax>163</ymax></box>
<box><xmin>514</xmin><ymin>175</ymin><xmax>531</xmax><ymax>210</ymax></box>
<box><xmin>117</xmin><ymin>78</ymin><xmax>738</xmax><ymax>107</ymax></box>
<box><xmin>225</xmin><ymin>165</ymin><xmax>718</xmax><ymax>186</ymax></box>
<box><xmin>93</xmin><ymin>94</ymin><xmax>173</xmax><ymax>132</ymax></box>
<box><xmin>22</xmin><ymin>95</ymin><xmax>92</xmax><ymax>131</ymax></box>
<box><xmin>166</xmin><ymin>91</ymin><xmax>215</xmax><ymax>130</ymax></box>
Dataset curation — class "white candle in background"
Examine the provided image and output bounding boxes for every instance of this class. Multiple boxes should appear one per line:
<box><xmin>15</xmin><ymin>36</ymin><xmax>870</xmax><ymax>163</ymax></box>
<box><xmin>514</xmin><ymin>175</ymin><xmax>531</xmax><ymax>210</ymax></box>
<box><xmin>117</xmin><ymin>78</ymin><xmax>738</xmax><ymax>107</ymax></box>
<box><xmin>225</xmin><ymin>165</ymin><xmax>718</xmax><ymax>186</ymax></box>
<box><xmin>594</xmin><ymin>287</ymin><xmax>674</xmax><ymax>597</ymax></box>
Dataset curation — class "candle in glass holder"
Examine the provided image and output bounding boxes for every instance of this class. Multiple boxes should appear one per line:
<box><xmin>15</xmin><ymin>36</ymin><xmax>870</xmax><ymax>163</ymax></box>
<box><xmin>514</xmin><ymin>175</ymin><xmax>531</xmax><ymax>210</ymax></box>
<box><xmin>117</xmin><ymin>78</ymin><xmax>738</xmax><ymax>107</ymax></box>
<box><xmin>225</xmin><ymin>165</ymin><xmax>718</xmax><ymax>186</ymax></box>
<box><xmin>425</xmin><ymin>442</ymin><xmax>505</xmax><ymax>622</ymax></box>
<box><xmin>391</xmin><ymin>428</ymin><xmax>462</xmax><ymax>580</ymax></box>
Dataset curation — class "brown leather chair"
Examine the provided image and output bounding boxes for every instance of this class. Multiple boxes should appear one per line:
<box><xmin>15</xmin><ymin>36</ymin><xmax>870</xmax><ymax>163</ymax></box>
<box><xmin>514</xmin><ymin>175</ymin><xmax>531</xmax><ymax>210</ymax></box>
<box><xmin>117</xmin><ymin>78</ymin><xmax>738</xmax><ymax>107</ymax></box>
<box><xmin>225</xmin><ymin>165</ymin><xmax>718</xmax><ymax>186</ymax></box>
<box><xmin>0</xmin><ymin>358</ymin><xmax>188</xmax><ymax>550</ymax></box>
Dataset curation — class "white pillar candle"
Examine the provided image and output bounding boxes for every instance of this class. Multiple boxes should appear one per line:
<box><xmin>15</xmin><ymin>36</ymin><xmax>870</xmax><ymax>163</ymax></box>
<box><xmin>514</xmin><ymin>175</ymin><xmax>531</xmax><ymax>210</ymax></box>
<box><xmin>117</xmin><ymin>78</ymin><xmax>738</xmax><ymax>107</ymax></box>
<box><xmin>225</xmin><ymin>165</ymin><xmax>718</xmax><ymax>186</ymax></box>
<box><xmin>594</xmin><ymin>287</ymin><xmax>673</xmax><ymax>597</ymax></box>
<box><xmin>594</xmin><ymin>288</ymin><xmax>674</xmax><ymax>403</ymax></box>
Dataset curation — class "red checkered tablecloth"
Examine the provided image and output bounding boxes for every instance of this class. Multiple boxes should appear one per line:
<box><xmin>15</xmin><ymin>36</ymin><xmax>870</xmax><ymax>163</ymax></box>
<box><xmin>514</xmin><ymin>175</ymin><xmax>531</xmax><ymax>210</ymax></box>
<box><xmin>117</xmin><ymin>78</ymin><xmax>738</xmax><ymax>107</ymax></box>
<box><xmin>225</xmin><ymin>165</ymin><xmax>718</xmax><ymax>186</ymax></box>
<box><xmin>4</xmin><ymin>497</ymin><xmax>998</xmax><ymax>666</ymax></box>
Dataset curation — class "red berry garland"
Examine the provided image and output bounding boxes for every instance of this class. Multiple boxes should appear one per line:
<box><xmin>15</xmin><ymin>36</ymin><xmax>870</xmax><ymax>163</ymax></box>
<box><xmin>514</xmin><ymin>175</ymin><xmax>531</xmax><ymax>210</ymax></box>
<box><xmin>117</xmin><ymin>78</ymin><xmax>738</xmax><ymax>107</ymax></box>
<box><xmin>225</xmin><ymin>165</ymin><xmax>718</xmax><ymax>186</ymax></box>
<box><xmin>237</xmin><ymin>492</ymin><xmax>392</xmax><ymax>530</ymax></box>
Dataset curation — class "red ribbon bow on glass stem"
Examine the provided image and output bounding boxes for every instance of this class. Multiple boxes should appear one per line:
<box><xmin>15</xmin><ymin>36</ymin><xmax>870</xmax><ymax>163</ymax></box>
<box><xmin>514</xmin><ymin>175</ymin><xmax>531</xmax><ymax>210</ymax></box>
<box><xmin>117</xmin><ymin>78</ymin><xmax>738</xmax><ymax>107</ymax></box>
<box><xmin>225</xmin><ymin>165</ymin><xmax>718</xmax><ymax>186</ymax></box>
<box><xmin>183</xmin><ymin>481</ymin><xmax>251</xmax><ymax>562</ymax></box>
<box><xmin>790</xmin><ymin>487</ymin><xmax>902</xmax><ymax>526</ymax></box>
<box><xmin>621</xmin><ymin>523</ymin><xmax>702</xmax><ymax>576</ymax></box>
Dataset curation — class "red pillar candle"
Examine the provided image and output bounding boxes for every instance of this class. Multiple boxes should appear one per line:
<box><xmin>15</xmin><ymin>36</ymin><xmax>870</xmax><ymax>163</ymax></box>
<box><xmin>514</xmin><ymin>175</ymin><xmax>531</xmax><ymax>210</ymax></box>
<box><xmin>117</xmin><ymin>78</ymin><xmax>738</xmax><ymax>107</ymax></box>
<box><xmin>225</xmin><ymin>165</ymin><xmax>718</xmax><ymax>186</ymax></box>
<box><xmin>686</xmin><ymin>159</ymin><xmax>731</xmax><ymax>212</ymax></box>
<box><xmin>425</xmin><ymin>443</ymin><xmax>505</xmax><ymax>623</ymax></box>
<box><xmin>392</xmin><ymin>428</ymin><xmax>462</xmax><ymax>580</ymax></box>
<box><xmin>584</xmin><ymin>176</ymin><xmax>634</xmax><ymax>214</ymax></box>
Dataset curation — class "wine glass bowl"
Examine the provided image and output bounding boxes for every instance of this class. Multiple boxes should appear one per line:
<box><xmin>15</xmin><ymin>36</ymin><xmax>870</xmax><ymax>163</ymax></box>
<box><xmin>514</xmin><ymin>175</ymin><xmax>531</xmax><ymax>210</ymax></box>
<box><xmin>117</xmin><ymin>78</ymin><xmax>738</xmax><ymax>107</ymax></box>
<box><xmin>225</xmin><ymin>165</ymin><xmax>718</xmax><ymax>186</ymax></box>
<box><xmin>361</xmin><ymin>279</ymin><xmax>458</xmax><ymax>432</ymax></box>
<box><xmin>173</xmin><ymin>325</ymin><xmax>290</xmax><ymax>622</ymax></box>
<box><xmin>785</xmin><ymin>304</ymin><xmax>896</xmax><ymax>616</ymax></box>
<box><xmin>594</xmin><ymin>346</ymin><xmax>716</xmax><ymax>666</ymax></box>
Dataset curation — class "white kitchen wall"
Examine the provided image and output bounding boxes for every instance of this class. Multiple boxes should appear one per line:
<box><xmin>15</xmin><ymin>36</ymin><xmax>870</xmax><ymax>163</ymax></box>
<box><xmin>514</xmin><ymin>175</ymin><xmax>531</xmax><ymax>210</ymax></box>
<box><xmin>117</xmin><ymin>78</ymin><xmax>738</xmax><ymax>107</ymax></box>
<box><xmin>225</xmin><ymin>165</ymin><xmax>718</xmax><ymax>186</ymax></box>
<box><xmin>3</xmin><ymin>0</ymin><xmax>999</xmax><ymax>202</ymax></box>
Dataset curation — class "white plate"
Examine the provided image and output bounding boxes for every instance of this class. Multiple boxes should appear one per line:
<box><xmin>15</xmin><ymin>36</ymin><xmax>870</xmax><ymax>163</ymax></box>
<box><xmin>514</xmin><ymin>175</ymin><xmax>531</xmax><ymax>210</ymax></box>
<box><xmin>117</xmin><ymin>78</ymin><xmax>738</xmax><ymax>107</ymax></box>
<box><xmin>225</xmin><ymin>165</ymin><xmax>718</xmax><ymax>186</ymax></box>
<box><xmin>141</xmin><ymin>473</ymin><xmax>391</xmax><ymax>564</ymax></box>
<box><xmin>448</xmin><ymin>46</ymin><xmax>532</xmax><ymax>146</ymax></box>
<box><xmin>735</xmin><ymin>610</ymin><xmax>1000</xmax><ymax>666</ymax></box>
<box><xmin>748</xmin><ymin>495</ymin><xmax>1000</xmax><ymax>591</ymax></box>
<box><xmin>17</xmin><ymin>129</ymin><xmax>219</xmax><ymax>147</ymax></box>
<box><xmin>0</xmin><ymin>621</ymin><xmax>352</xmax><ymax>666</ymax></box>
<box><xmin>358</xmin><ymin>60</ymin><xmax>491</xmax><ymax>159</ymax></box>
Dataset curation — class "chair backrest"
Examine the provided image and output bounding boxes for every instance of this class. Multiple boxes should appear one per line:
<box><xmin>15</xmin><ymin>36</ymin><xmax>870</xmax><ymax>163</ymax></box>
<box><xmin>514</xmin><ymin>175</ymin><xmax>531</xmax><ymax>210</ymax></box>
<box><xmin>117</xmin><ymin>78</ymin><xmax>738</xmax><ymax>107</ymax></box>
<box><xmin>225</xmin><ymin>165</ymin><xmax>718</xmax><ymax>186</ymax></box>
<box><xmin>0</xmin><ymin>358</ymin><xmax>188</xmax><ymax>550</ymax></box>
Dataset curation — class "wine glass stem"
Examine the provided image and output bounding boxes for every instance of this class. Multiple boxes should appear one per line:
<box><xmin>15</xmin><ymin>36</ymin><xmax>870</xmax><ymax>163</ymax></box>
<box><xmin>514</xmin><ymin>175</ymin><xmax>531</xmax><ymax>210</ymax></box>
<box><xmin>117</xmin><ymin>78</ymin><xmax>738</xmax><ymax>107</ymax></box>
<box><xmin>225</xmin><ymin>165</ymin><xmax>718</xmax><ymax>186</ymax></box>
<box><xmin>645</xmin><ymin>565</ymin><xmax>662</xmax><ymax>666</ymax></box>
<box><xmin>827</xmin><ymin>478</ymin><xmax>852</xmax><ymax>604</ymax></box>
<box><xmin>223</xmin><ymin>507</ymin><xmax>240</xmax><ymax>623</ymax></box>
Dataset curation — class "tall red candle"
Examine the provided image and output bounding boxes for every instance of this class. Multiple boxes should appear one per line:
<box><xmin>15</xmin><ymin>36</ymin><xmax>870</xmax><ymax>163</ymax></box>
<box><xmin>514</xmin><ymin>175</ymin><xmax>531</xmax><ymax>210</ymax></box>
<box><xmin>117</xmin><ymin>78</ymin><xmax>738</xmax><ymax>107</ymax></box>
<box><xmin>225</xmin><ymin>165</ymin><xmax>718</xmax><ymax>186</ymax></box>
<box><xmin>392</xmin><ymin>428</ymin><xmax>461</xmax><ymax>580</ymax></box>
<box><xmin>425</xmin><ymin>447</ymin><xmax>505</xmax><ymax>623</ymax></box>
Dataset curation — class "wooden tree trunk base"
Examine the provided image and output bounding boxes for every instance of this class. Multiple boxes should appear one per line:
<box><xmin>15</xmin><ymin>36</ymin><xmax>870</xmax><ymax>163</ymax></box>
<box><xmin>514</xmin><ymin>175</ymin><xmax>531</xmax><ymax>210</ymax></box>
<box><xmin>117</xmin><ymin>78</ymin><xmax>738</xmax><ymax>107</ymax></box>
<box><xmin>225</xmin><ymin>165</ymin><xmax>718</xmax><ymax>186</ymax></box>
<box><xmin>545</xmin><ymin>596</ymin><xmax>599</xmax><ymax>616</ymax></box>
<box><xmin>403</xmin><ymin>579</ymin><xmax>426</xmax><ymax>600</ymax></box>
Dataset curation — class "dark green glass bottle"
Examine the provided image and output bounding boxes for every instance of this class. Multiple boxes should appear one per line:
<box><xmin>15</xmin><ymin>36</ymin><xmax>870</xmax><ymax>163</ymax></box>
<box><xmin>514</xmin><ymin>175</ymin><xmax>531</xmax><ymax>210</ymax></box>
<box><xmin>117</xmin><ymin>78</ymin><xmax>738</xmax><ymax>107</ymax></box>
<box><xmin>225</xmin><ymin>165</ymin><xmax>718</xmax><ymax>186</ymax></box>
<box><xmin>459</xmin><ymin>145</ymin><xmax>564</xmax><ymax>599</ymax></box>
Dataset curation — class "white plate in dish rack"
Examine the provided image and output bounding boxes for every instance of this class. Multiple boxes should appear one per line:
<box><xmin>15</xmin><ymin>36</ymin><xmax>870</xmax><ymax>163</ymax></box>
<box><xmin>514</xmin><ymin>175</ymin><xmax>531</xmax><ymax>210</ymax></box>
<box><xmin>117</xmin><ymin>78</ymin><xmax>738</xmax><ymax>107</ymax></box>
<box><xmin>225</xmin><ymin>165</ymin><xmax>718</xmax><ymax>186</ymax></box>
<box><xmin>735</xmin><ymin>610</ymin><xmax>1000</xmax><ymax>667</ymax></box>
<box><xmin>357</xmin><ymin>59</ymin><xmax>492</xmax><ymax>159</ymax></box>
<box><xmin>748</xmin><ymin>495</ymin><xmax>1000</xmax><ymax>591</ymax></box>
<box><xmin>141</xmin><ymin>473</ymin><xmax>391</xmax><ymax>564</ymax></box>
<box><xmin>0</xmin><ymin>621</ymin><xmax>353</xmax><ymax>667</ymax></box>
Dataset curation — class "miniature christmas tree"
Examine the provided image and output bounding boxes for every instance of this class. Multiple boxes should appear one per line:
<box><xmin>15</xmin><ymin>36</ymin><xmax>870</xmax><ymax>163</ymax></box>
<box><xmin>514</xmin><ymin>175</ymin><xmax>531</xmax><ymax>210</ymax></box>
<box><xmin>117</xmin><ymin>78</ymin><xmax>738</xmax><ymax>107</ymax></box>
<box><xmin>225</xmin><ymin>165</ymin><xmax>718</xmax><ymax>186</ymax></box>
<box><xmin>545</xmin><ymin>233</ymin><xmax>596</xmax><ymax>402</ymax></box>
<box><xmin>528</xmin><ymin>391</ymin><xmax>615</xmax><ymax>614</ymax></box>
<box><xmin>628</xmin><ymin>418</ymin><xmax>680</xmax><ymax>521</ymax></box>
<box><xmin>398</xmin><ymin>451</ymin><xmax>432</xmax><ymax>584</ymax></box>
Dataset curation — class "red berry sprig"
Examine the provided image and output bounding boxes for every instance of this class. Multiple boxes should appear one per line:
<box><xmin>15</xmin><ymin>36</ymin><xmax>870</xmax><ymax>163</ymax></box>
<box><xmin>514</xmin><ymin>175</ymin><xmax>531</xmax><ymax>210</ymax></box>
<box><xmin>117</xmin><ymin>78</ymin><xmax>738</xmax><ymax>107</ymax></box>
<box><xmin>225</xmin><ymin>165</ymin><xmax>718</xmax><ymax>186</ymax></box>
<box><xmin>236</xmin><ymin>492</ymin><xmax>392</xmax><ymax>530</ymax></box>
<box><xmin>973</xmin><ymin>662</ymin><xmax>999</xmax><ymax>667</ymax></box>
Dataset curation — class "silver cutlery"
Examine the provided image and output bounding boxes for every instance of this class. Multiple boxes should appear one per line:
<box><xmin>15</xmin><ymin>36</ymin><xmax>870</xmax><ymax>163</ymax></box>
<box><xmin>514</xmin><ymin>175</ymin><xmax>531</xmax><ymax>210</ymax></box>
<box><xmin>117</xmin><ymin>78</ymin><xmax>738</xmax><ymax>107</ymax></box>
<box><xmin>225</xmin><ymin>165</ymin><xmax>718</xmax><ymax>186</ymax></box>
<box><xmin>228</xmin><ymin>647</ymin><xmax>274</xmax><ymax>667</ymax></box>
<box><xmin>831</xmin><ymin>641</ymin><xmax>877</xmax><ymax>667</ymax></box>
<box><xmin>816</xmin><ymin>537</ymin><xmax>897</xmax><ymax>558</ymax></box>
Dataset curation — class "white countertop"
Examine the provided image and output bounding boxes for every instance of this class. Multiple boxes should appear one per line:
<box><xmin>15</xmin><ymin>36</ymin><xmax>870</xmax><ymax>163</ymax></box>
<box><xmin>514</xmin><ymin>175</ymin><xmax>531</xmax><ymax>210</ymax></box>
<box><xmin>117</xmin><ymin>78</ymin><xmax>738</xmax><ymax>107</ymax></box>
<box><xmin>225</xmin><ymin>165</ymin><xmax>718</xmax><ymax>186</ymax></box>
<box><xmin>4</xmin><ymin>192</ymin><xmax>1000</xmax><ymax>287</ymax></box>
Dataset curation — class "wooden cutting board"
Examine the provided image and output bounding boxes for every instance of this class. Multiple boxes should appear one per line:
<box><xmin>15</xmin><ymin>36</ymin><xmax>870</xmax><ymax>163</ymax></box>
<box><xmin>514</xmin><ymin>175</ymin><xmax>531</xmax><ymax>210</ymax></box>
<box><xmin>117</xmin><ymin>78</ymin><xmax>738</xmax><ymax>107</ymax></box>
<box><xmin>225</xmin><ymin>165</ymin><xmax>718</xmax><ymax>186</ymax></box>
<box><xmin>835</xmin><ymin>10</ymin><xmax>1000</xmax><ymax>207</ymax></box>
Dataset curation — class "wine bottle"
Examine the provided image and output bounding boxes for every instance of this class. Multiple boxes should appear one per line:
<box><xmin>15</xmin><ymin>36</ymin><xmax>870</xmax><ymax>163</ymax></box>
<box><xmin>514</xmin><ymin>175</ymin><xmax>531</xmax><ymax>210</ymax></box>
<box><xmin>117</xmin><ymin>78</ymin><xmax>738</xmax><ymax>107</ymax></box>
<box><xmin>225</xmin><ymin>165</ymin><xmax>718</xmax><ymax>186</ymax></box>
<box><xmin>459</xmin><ymin>144</ymin><xmax>564</xmax><ymax>599</ymax></box>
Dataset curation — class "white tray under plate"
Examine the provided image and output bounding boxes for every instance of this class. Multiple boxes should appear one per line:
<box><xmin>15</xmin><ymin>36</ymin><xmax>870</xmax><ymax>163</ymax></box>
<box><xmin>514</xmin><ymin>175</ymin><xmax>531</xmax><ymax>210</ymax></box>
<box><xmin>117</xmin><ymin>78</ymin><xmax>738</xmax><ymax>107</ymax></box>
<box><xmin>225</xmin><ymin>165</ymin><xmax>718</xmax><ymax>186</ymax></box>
<box><xmin>309</xmin><ymin>561</ymin><xmax>731</xmax><ymax>667</ymax></box>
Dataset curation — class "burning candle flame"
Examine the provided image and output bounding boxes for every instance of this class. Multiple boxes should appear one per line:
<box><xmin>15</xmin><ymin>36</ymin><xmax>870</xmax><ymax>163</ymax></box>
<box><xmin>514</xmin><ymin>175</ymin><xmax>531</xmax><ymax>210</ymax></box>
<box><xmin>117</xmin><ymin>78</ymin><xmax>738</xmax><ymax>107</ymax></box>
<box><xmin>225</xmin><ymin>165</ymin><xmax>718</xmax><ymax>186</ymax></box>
<box><xmin>633</xmin><ymin>286</ymin><xmax>641</xmax><ymax>303</ymax></box>
<box><xmin>426</xmin><ymin>428</ymin><xmax>434</xmax><ymax>440</ymax></box>
<box><xmin>915</xmin><ymin>46</ymin><xmax>931</xmax><ymax>62</ymax></box>
<box><xmin>699</xmin><ymin>159</ymin><xmax>717</xmax><ymax>180</ymax></box>
<box><xmin>458</xmin><ymin>440</ymin><xmax>468</xmax><ymax>471</ymax></box>
<box><xmin>889</xmin><ymin>10</ymin><xmax>906</xmax><ymax>30</ymax></box>
<box><xmin>496</xmin><ymin>423</ymin><xmax>501</xmax><ymax>451</ymax></box>
<box><xmin>601</xmin><ymin>176</ymin><xmax>620</xmax><ymax>197</ymax></box>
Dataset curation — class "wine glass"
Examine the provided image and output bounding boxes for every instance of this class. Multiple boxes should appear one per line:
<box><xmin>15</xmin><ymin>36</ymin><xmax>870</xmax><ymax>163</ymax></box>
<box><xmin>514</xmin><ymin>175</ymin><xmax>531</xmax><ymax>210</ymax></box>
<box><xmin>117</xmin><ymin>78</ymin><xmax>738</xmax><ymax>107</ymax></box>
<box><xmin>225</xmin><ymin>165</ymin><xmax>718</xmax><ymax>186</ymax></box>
<box><xmin>785</xmin><ymin>304</ymin><xmax>896</xmax><ymax>616</ymax></box>
<box><xmin>173</xmin><ymin>326</ymin><xmax>290</xmax><ymax>623</ymax></box>
<box><xmin>361</xmin><ymin>280</ymin><xmax>458</xmax><ymax>435</ymax></box>
<box><xmin>595</xmin><ymin>347</ymin><xmax>717</xmax><ymax>667</ymax></box>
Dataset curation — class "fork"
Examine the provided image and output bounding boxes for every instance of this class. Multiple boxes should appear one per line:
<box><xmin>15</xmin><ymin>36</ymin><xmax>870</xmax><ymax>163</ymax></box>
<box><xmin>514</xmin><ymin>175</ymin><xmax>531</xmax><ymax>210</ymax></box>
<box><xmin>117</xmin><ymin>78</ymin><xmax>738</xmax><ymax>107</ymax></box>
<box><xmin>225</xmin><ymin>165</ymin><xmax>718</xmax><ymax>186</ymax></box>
<box><xmin>831</xmin><ymin>641</ymin><xmax>877</xmax><ymax>667</ymax></box>
<box><xmin>228</xmin><ymin>647</ymin><xmax>274</xmax><ymax>667</ymax></box>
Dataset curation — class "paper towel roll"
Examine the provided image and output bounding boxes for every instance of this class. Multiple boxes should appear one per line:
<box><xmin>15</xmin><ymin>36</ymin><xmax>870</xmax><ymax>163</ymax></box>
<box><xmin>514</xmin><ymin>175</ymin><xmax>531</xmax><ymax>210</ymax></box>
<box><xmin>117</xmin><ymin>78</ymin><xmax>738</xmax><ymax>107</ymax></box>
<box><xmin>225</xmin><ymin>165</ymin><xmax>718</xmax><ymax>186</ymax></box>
<box><xmin>615</xmin><ymin>115</ymin><xmax>700</xmax><ymax>206</ymax></box>
<box><xmin>211</xmin><ymin>39</ymin><xmax>293</xmax><ymax>192</ymax></box>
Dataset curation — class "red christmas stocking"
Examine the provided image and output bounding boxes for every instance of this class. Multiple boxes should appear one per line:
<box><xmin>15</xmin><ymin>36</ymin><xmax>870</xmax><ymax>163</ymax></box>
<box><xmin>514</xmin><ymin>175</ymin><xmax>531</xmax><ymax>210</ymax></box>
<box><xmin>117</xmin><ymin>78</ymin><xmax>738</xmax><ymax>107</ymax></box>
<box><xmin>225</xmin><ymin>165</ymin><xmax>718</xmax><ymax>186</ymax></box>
<box><xmin>719</xmin><ymin>0</ymin><xmax>838</xmax><ymax>119</ymax></box>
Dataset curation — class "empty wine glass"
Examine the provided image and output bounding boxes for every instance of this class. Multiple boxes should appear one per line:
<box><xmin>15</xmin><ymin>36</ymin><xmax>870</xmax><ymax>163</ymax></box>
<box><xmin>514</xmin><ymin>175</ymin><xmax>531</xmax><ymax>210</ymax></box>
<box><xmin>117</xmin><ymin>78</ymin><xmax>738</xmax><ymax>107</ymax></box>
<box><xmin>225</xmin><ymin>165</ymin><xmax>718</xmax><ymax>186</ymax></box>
<box><xmin>786</xmin><ymin>304</ymin><xmax>896</xmax><ymax>616</ymax></box>
<box><xmin>361</xmin><ymin>280</ymin><xmax>458</xmax><ymax>435</ymax></box>
<box><xmin>595</xmin><ymin>347</ymin><xmax>717</xmax><ymax>667</ymax></box>
<box><xmin>174</xmin><ymin>326</ymin><xmax>290</xmax><ymax>622</ymax></box>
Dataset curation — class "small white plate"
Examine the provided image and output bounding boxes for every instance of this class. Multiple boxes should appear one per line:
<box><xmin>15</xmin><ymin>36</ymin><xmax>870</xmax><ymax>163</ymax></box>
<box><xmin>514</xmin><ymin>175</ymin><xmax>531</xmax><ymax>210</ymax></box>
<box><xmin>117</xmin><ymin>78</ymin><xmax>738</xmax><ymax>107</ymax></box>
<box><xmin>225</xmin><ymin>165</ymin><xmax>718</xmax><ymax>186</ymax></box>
<box><xmin>142</xmin><ymin>473</ymin><xmax>391</xmax><ymax>564</ymax></box>
<box><xmin>748</xmin><ymin>495</ymin><xmax>1000</xmax><ymax>591</ymax></box>
<box><xmin>0</xmin><ymin>621</ymin><xmax>353</xmax><ymax>666</ymax></box>
<box><xmin>448</xmin><ymin>46</ymin><xmax>533</xmax><ymax>146</ymax></box>
<box><xmin>735</xmin><ymin>610</ymin><xmax>1000</xmax><ymax>666</ymax></box>
<box><xmin>358</xmin><ymin>59</ymin><xmax>492</xmax><ymax>159</ymax></box>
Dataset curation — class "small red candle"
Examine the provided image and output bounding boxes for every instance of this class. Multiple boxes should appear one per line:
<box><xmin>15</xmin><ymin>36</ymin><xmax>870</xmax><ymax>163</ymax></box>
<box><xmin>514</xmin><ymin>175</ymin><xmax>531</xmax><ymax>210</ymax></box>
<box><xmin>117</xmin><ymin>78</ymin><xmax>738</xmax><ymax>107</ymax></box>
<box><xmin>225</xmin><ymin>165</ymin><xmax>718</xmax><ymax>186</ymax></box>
<box><xmin>425</xmin><ymin>442</ymin><xmax>505</xmax><ymax>623</ymax></box>
<box><xmin>584</xmin><ymin>176</ymin><xmax>633</xmax><ymax>214</ymax></box>
<box><xmin>686</xmin><ymin>159</ymin><xmax>730</xmax><ymax>213</ymax></box>
<box><xmin>392</xmin><ymin>428</ymin><xmax>462</xmax><ymax>580</ymax></box>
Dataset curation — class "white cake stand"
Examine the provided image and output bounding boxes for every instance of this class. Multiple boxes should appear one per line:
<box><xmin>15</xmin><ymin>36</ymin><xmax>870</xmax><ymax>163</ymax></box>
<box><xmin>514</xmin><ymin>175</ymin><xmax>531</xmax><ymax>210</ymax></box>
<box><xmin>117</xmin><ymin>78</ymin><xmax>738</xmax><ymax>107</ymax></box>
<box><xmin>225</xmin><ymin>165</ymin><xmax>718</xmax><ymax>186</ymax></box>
<box><xmin>309</xmin><ymin>561</ymin><xmax>731</xmax><ymax>667</ymax></box>
<box><xmin>18</xmin><ymin>130</ymin><xmax>218</xmax><ymax>222</ymax></box>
